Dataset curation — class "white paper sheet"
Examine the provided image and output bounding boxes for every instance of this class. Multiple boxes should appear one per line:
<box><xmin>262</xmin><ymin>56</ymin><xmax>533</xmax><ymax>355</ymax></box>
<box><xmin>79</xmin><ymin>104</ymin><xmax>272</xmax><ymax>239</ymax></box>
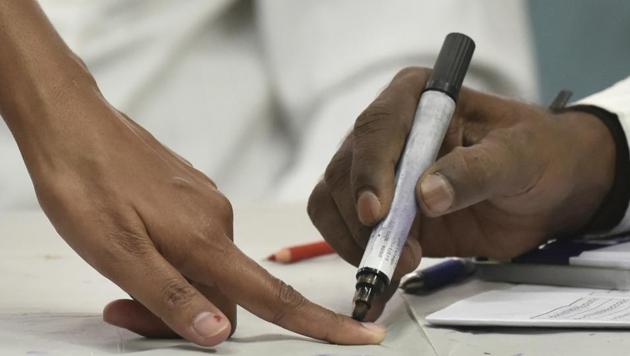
<box><xmin>427</xmin><ymin>284</ymin><xmax>630</xmax><ymax>328</ymax></box>
<box><xmin>0</xmin><ymin>207</ymin><xmax>432</xmax><ymax>355</ymax></box>
<box><xmin>570</xmin><ymin>241</ymin><xmax>630</xmax><ymax>269</ymax></box>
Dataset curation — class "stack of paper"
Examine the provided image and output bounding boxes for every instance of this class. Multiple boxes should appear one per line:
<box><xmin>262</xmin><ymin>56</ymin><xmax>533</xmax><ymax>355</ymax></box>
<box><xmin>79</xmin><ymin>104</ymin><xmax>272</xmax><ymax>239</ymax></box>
<box><xmin>427</xmin><ymin>284</ymin><xmax>630</xmax><ymax>328</ymax></box>
<box><xmin>570</xmin><ymin>242</ymin><xmax>630</xmax><ymax>269</ymax></box>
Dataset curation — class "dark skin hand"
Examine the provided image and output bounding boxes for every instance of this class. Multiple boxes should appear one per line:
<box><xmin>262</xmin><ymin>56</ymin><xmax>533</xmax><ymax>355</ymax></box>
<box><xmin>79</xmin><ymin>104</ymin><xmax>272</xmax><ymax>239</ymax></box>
<box><xmin>308</xmin><ymin>67</ymin><xmax>616</xmax><ymax>321</ymax></box>
<box><xmin>0</xmin><ymin>0</ymin><xmax>385</xmax><ymax>346</ymax></box>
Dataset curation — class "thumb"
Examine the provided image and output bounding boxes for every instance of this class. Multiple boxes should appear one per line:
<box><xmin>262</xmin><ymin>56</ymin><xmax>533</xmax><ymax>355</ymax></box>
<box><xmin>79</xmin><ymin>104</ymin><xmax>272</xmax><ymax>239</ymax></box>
<box><xmin>416</xmin><ymin>139</ymin><xmax>533</xmax><ymax>217</ymax></box>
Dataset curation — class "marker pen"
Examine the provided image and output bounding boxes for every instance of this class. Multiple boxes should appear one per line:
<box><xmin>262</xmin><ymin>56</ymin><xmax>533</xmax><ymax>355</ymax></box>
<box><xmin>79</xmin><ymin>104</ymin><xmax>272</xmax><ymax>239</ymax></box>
<box><xmin>352</xmin><ymin>33</ymin><xmax>475</xmax><ymax>320</ymax></box>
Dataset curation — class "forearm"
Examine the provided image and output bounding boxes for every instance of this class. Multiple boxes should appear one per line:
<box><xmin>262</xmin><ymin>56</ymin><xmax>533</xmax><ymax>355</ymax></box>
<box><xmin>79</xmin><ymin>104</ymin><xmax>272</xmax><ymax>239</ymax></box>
<box><xmin>0</xmin><ymin>0</ymin><xmax>98</xmax><ymax>140</ymax></box>
<box><xmin>0</xmin><ymin>0</ymin><xmax>106</xmax><ymax>175</ymax></box>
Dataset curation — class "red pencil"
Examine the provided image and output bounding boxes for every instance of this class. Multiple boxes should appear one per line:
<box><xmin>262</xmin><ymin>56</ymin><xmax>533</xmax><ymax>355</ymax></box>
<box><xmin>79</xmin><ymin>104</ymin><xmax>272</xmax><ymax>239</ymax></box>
<box><xmin>267</xmin><ymin>241</ymin><xmax>336</xmax><ymax>263</ymax></box>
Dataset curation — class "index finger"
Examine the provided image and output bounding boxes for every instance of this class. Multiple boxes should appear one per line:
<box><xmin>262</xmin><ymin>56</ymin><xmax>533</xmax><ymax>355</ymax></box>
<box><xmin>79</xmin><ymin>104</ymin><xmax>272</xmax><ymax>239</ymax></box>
<box><xmin>184</xmin><ymin>237</ymin><xmax>386</xmax><ymax>345</ymax></box>
<box><xmin>351</xmin><ymin>67</ymin><xmax>430</xmax><ymax>226</ymax></box>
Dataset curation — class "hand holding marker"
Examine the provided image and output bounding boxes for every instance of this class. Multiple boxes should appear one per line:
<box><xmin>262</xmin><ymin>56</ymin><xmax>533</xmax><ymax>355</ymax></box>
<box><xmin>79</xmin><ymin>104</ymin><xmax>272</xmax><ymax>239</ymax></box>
<box><xmin>352</xmin><ymin>33</ymin><xmax>475</xmax><ymax>320</ymax></box>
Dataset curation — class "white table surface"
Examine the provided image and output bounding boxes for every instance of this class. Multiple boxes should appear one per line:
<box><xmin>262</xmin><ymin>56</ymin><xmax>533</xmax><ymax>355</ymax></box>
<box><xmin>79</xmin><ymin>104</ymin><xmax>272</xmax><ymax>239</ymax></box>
<box><xmin>2</xmin><ymin>204</ymin><xmax>630</xmax><ymax>355</ymax></box>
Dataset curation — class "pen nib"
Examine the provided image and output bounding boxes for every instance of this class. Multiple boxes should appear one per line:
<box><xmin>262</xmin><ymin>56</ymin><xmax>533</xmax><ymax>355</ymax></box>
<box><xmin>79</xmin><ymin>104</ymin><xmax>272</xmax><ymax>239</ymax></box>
<box><xmin>352</xmin><ymin>301</ymin><xmax>369</xmax><ymax>321</ymax></box>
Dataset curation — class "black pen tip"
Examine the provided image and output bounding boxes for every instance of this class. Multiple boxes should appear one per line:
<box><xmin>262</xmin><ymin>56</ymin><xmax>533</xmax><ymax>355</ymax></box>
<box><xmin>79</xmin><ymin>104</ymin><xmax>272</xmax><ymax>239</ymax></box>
<box><xmin>352</xmin><ymin>301</ymin><xmax>369</xmax><ymax>321</ymax></box>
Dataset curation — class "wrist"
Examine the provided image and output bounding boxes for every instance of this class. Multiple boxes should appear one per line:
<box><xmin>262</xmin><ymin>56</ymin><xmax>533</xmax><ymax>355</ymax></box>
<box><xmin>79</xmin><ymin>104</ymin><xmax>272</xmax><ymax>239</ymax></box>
<box><xmin>4</xmin><ymin>73</ymin><xmax>106</xmax><ymax>161</ymax></box>
<box><xmin>1</xmin><ymin>55</ymin><xmax>100</xmax><ymax>135</ymax></box>
<box><xmin>553</xmin><ymin>108</ymin><xmax>618</xmax><ymax>233</ymax></box>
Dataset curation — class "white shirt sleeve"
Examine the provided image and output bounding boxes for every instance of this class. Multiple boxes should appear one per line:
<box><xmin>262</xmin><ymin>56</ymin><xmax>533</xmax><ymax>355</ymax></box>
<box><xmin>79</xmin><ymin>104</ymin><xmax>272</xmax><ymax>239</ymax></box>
<box><xmin>577</xmin><ymin>76</ymin><xmax>630</xmax><ymax>233</ymax></box>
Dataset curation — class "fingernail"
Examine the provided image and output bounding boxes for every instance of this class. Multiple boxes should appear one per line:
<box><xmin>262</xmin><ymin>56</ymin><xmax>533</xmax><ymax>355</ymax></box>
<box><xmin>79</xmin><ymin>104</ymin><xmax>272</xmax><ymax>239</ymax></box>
<box><xmin>193</xmin><ymin>312</ymin><xmax>229</xmax><ymax>339</ymax></box>
<box><xmin>420</xmin><ymin>173</ymin><xmax>454</xmax><ymax>214</ymax></box>
<box><xmin>361</xmin><ymin>322</ymin><xmax>387</xmax><ymax>343</ymax></box>
<box><xmin>357</xmin><ymin>190</ymin><xmax>382</xmax><ymax>225</ymax></box>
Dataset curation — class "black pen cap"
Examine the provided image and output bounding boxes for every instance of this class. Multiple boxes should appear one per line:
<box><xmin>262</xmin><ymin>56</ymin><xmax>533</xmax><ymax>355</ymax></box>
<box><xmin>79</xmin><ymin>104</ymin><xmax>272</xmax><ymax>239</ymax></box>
<box><xmin>425</xmin><ymin>33</ymin><xmax>475</xmax><ymax>101</ymax></box>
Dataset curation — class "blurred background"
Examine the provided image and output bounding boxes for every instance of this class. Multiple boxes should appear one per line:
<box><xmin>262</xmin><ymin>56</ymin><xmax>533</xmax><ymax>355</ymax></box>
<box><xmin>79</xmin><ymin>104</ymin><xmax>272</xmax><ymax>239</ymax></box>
<box><xmin>529</xmin><ymin>0</ymin><xmax>630</xmax><ymax>101</ymax></box>
<box><xmin>0</xmin><ymin>0</ymin><xmax>628</xmax><ymax>211</ymax></box>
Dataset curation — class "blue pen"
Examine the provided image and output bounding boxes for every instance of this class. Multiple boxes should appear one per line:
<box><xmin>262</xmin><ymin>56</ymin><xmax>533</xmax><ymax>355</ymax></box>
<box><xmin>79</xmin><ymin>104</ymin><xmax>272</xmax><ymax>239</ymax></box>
<box><xmin>400</xmin><ymin>259</ymin><xmax>476</xmax><ymax>294</ymax></box>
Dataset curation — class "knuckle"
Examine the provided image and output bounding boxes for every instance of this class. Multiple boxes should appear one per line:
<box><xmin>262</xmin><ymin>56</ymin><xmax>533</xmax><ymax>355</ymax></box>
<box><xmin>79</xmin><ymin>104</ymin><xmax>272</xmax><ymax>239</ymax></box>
<box><xmin>323</xmin><ymin>150</ymin><xmax>352</xmax><ymax>188</ymax></box>
<box><xmin>160</xmin><ymin>278</ymin><xmax>197</xmax><ymax>310</ymax></box>
<box><xmin>171</xmin><ymin>197</ymin><xmax>234</xmax><ymax>262</ymax></box>
<box><xmin>193</xmin><ymin>215</ymin><xmax>232</xmax><ymax>248</ymax></box>
<box><xmin>448</xmin><ymin>147</ymin><xmax>480</xmax><ymax>187</ymax></box>
<box><xmin>199</xmin><ymin>228</ymin><xmax>232</xmax><ymax>256</ymax></box>
<box><xmin>187</xmin><ymin>191</ymin><xmax>234</xmax><ymax>242</ymax></box>
<box><xmin>453</xmin><ymin>147</ymin><xmax>497</xmax><ymax>191</ymax></box>
<box><xmin>170</xmin><ymin>176</ymin><xmax>195</xmax><ymax>190</ymax></box>
<box><xmin>353</xmin><ymin>104</ymin><xmax>411</xmax><ymax>165</ymax></box>
<box><xmin>349</xmin><ymin>146</ymin><xmax>386</xmax><ymax>187</ymax></box>
<box><xmin>212</xmin><ymin>193</ymin><xmax>234</xmax><ymax>227</ymax></box>
<box><xmin>270</xmin><ymin>279</ymin><xmax>307</xmax><ymax>325</ymax></box>
<box><xmin>202</xmin><ymin>174</ymin><xmax>218</xmax><ymax>189</ymax></box>
<box><xmin>106</xmin><ymin>228</ymin><xmax>154</xmax><ymax>258</ymax></box>
<box><xmin>218</xmin><ymin>194</ymin><xmax>234</xmax><ymax>219</ymax></box>
<box><xmin>393</xmin><ymin>66</ymin><xmax>431</xmax><ymax>93</ymax></box>
<box><xmin>354</xmin><ymin>101</ymin><xmax>393</xmax><ymax>140</ymax></box>
<box><xmin>395</xmin><ymin>66</ymin><xmax>427</xmax><ymax>81</ymax></box>
<box><xmin>167</xmin><ymin>227</ymin><xmax>231</xmax><ymax>269</ymax></box>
